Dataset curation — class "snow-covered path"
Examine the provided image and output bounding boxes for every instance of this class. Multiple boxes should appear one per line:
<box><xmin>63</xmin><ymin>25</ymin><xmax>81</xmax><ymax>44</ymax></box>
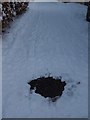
<box><xmin>2</xmin><ymin>3</ymin><xmax>88</xmax><ymax>118</ymax></box>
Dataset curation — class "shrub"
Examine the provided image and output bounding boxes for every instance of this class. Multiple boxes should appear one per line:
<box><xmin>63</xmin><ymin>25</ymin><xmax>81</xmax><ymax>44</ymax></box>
<box><xmin>2</xmin><ymin>2</ymin><xmax>29</xmax><ymax>31</ymax></box>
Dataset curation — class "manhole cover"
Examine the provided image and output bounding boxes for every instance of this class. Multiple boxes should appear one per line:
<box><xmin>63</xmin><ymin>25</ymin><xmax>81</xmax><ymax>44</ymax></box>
<box><xmin>28</xmin><ymin>76</ymin><xmax>66</xmax><ymax>102</ymax></box>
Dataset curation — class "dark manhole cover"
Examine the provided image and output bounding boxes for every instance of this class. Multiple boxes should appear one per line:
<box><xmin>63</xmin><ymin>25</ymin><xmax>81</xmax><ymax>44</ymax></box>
<box><xmin>28</xmin><ymin>76</ymin><xmax>66</xmax><ymax>102</ymax></box>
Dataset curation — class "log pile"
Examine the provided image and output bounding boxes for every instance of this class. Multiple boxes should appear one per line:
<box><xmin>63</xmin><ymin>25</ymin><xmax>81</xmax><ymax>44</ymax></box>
<box><xmin>2</xmin><ymin>2</ymin><xmax>29</xmax><ymax>32</ymax></box>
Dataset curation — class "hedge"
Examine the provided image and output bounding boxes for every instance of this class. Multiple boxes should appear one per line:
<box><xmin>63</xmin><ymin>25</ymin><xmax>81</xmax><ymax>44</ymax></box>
<box><xmin>2</xmin><ymin>2</ymin><xmax>29</xmax><ymax>32</ymax></box>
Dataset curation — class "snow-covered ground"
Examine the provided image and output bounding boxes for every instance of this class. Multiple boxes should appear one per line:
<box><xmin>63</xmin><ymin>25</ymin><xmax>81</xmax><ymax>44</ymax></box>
<box><xmin>7</xmin><ymin>0</ymin><xmax>89</xmax><ymax>2</ymax></box>
<box><xmin>0</xmin><ymin>35</ymin><xmax>2</xmax><ymax>119</ymax></box>
<box><xmin>31</xmin><ymin>0</ymin><xmax>57</xmax><ymax>2</ymax></box>
<box><xmin>2</xmin><ymin>2</ymin><xmax>88</xmax><ymax>118</ymax></box>
<box><xmin>30</xmin><ymin>0</ymin><xmax>89</xmax><ymax>2</ymax></box>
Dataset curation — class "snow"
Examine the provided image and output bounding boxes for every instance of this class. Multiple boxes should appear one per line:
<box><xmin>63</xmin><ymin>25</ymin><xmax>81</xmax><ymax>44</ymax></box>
<box><xmin>2</xmin><ymin>3</ymin><xmax>88</xmax><ymax>118</ymax></box>
<box><xmin>0</xmin><ymin>35</ymin><xmax>2</xmax><ymax>119</ymax></box>
<box><xmin>7</xmin><ymin>0</ymin><xmax>89</xmax><ymax>2</ymax></box>
<box><xmin>31</xmin><ymin>0</ymin><xmax>89</xmax><ymax>2</ymax></box>
<box><xmin>31</xmin><ymin>0</ymin><xmax>57</xmax><ymax>2</ymax></box>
